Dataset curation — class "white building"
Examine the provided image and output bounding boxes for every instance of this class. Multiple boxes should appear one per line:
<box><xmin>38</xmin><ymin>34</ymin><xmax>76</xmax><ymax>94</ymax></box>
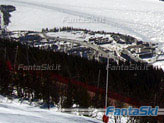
<box><xmin>0</xmin><ymin>10</ymin><xmax>4</xmax><ymax>30</ymax></box>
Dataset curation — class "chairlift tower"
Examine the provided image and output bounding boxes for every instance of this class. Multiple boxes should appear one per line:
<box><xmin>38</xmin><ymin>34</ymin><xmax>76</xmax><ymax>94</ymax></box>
<box><xmin>105</xmin><ymin>57</ymin><xmax>109</xmax><ymax>108</ymax></box>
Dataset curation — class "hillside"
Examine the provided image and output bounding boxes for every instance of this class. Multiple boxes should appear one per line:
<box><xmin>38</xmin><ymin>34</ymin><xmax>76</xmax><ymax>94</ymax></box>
<box><xmin>0</xmin><ymin>95</ymin><xmax>102</xmax><ymax>123</ymax></box>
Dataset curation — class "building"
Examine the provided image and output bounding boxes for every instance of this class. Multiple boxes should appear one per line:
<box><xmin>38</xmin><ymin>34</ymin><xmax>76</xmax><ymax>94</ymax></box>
<box><xmin>138</xmin><ymin>52</ymin><xmax>154</xmax><ymax>59</ymax></box>
<box><xmin>0</xmin><ymin>10</ymin><xmax>4</xmax><ymax>30</ymax></box>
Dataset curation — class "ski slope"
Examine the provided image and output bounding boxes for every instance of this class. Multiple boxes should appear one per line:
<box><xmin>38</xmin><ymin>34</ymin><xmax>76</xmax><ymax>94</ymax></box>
<box><xmin>0</xmin><ymin>0</ymin><xmax>164</xmax><ymax>42</ymax></box>
<box><xmin>0</xmin><ymin>95</ymin><xmax>102</xmax><ymax>123</ymax></box>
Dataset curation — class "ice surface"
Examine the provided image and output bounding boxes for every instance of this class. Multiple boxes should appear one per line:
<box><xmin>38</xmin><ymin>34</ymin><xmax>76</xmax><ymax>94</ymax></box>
<box><xmin>0</xmin><ymin>0</ymin><xmax>164</xmax><ymax>42</ymax></box>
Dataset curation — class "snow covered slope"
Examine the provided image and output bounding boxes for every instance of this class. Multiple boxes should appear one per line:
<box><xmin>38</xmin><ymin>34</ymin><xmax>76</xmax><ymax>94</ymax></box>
<box><xmin>0</xmin><ymin>0</ymin><xmax>164</xmax><ymax>42</ymax></box>
<box><xmin>0</xmin><ymin>96</ymin><xmax>102</xmax><ymax>123</ymax></box>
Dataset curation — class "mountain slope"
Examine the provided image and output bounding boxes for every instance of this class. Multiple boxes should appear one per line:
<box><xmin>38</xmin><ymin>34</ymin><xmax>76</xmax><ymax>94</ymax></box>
<box><xmin>0</xmin><ymin>96</ymin><xmax>102</xmax><ymax>123</ymax></box>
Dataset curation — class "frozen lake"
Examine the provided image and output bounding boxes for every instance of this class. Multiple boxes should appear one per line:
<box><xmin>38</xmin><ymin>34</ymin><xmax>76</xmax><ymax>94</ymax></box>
<box><xmin>0</xmin><ymin>0</ymin><xmax>164</xmax><ymax>42</ymax></box>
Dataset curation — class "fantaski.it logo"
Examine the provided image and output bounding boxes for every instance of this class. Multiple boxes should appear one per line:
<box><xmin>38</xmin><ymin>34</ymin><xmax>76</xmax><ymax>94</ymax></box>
<box><xmin>106</xmin><ymin>106</ymin><xmax>159</xmax><ymax>116</ymax></box>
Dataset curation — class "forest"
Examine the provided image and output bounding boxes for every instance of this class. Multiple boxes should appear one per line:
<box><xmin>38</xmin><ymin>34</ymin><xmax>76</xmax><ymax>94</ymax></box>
<box><xmin>0</xmin><ymin>38</ymin><xmax>164</xmax><ymax>122</ymax></box>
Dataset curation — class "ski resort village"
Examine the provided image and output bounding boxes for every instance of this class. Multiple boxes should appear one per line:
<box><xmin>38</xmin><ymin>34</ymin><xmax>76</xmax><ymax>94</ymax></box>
<box><xmin>0</xmin><ymin>0</ymin><xmax>164</xmax><ymax>123</ymax></box>
<box><xmin>8</xmin><ymin>28</ymin><xmax>163</xmax><ymax>64</ymax></box>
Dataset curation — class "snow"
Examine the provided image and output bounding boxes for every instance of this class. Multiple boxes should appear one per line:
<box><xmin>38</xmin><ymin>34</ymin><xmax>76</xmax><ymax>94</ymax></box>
<box><xmin>46</xmin><ymin>32</ymin><xmax>85</xmax><ymax>41</ymax></box>
<box><xmin>153</xmin><ymin>54</ymin><xmax>164</xmax><ymax>71</ymax></box>
<box><xmin>0</xmin><ymin>95</ymin><xmax>130</xmax><ymax>123</ymax></box>
<box><xmin>0</xmin><ymin>0</ymin><xmax>164</xmax><ymax>42</ymax></box>
<box><xmin>153</xmin><ymin>61</ymin><xmax>164</xmax><ymax>70</ymax></box>
<box><xmin>0</xmin><ymin>96</ymin><xmax>103</xmax><ymax>123</ymax></box>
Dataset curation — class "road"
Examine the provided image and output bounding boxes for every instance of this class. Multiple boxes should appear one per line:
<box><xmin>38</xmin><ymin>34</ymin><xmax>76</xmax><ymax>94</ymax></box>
<box><xmin>42</xmin><ymin>32</ymin><xmax>146</xmax><ymax>63</ymax></box>
<box><xmin>42</xmin><ymin>32</ymin><xmax>121</xmax><ymax>61</ymax></box>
